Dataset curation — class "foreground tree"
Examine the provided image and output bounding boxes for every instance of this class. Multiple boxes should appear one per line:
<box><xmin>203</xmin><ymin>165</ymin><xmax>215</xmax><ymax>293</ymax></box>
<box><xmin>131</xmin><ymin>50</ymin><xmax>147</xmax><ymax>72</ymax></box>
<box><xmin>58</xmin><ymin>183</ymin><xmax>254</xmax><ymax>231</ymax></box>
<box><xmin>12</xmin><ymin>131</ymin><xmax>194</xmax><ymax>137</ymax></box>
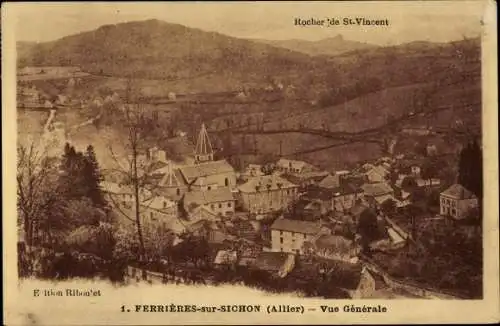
<box><xmin>107</xmin><ymin>79</ymin><xmax>165</xmax><ymax>261</ymax></box>
<box><xmin>17</xmin><ymin>143</ymin><xmax>60</xmax><ymax>247</ymax></box>
<box><xmin>458</xmin><ymin>137</ymin><xmax>482</xmax><ymax>199</ymax></box>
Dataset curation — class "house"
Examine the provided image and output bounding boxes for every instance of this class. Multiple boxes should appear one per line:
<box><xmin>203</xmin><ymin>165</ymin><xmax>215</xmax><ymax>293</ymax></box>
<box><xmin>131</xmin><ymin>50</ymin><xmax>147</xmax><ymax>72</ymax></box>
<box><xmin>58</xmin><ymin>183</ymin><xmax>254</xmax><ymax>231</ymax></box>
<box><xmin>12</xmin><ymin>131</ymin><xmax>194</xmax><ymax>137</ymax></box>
<box><xmin>168</xmin><ymin>92</ymin><xmax>176</xmax><ymax>101</ymax></box>
<box><xmin>364</xmin><ymin>165</ymin><xmax>390</xmax><ymax>183</ymax></box>
<box><xmin>361</xmin><ymin>182</ymin><xmax>394</xmax><ymax>208</ymax></box>
<box><xmin>179</xmin><ymin>159</ymin><xmax>236</xmax><ymax>191</ymax></box>
<box><xmin>440</xmin><ymin>184</ymin><xmax>479</xmax><ymax>220</ymax></box>
<box><xmin>270</xmin><ymin>218</ymin><xmax>322</xmax><ymax>254</ymax></box>
<box><xmin>318</xmin><ymin>174</ymin><xmax>341</xmax><ymax>190</ymax></box>
<box><xmin>188</xmin><ymin>220</ymin><xmax>234</xmax><ymax>244</ymax></box>
<box><xmin>284</xmin><ymin>171</ymin><xmax>330</xmax><ymax>187</ymax></box>
<box><xmin>416</xmin><ymin>178</ymin><xmax>441</xmax><ymax>188</ymax></box>
<box><xmin>146</xmin><ymin>147</ymin><xmax>168</xmax><ymax>164</ymax></box>
<box><xmin>410</xmin><ymin>165</ymin><xmax>421</xmax><ymax>177</ymax></box>
<box><xmin>140</xmin><ymin>195</ymin><xmax>184</xmax><ymax>234</ymax></box>
<box><xmin>43</xmin><ymin>100</ymin><xmax>53</xmax><ymax>109</ymax></box>
<box><xmin>184</xmin><ymin>204</ymin><xmax>220</xmax><ymax>224</ymax></box>
<box><xmin>213</xmin><ymin>250</ymin><xmax>238</xmax><ymax>267</ymax></box>
<box><xmin>329</xmin><ymin>184</ymin><xmax>364</xmax><ymax>212</ymax></box>
<box><xmin>155</xmin><ymin>166</ymin><xmax>188</xmax><ymax>201</ymax></box>
<box><xmin>276</xmin><ymin>158</ymin><xmax>316</xmax><ymax>174</ymax></box>
<box><xmin>238</xmin><ymin>175</ymin><xmax>299</xmax><ymax>214</ymax></box>
<box><xmin>307</xmin><ymin>234</ymin><xmax>360</xmax><ymax>264</ymax></box>
<box><xmin>253</xmin><ymin>252</ymin><xmax>295</xmax><ymax>278</ymax></box>
<box><xmin>183</xmin><ymin>187</ymin><xmax>236</xmax><ymax>217</ymax></box>
<box><xmin>241</xmin><ymin>164</ymin><xmax>264</xmax><ymax>179</ymax></box>
<box><xmin>100</xmin><ymin>181</ymin><xmax>152</xmax><ymax>207</ymax></box>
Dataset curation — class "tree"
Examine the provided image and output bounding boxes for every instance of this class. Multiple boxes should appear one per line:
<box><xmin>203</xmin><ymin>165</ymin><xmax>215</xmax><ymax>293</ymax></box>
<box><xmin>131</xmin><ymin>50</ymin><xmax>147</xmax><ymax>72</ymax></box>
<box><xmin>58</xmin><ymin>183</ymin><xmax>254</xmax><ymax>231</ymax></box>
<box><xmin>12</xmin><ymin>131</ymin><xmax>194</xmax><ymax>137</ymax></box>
<box><xmin>380</xmin><ymin>198</ymin><xmax>397</xmax><ymax>217</ymax></box>
<box><xmin>401</xmin><ymin>176</ymin><xmax>417</xmax><ymax>192</ymax></box>
<box><xmin>421</xmin><ymin>158</ymin><xmax>439</xmax><ymax>189</ymax></box>
<box><xmin>65</xmin><ymin>222</ymin><xmax>115</xmax><ymax>260</ymax></box>
<box><xmin>457</xmin><ymin>138</ymin><xmax>483</xmax><ymax>217</ymax></box>
<box><xmin>356</xmin><ymin>208</ymin><xmax>380</xmax><ymax>253</ymax></box>
<box><xmin>83</xmin><ymin>145</ymin><xmax>106</xmax><ymax>207</ymax></box>
<box><xmin>107</xmin><ymin>79</ymin><xmax>165</xmax><ymax>261</ymax></box>
<box><xmin>17</xmin><ymin>143</ymin><xmax>60</xmax><ymax>247</ymax></box>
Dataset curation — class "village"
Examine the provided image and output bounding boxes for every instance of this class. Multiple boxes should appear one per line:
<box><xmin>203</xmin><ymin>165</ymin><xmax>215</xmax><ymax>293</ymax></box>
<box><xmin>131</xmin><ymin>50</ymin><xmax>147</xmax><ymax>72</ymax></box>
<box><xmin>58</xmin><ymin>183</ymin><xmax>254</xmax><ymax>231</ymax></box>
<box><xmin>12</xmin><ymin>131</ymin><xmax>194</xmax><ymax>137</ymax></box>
<box><xmin>99</xmin><ymin>118</ymin><xmax>481</xmax><ymax>299</ymax></box>
<box><xmin>16</xmin><ymin>68</ymin><xmax>482</xmax><ymax>300</ymax></box>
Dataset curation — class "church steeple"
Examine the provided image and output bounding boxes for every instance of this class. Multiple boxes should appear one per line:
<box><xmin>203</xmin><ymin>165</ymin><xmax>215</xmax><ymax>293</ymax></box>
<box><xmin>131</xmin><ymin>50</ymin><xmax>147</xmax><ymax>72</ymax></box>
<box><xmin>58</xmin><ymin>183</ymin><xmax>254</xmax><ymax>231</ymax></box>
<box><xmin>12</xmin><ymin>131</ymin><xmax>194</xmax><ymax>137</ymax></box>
<box><xmin>194</xmin><ymin>123</ymin><xmax>214</xmax><ymax>163</ymax></box>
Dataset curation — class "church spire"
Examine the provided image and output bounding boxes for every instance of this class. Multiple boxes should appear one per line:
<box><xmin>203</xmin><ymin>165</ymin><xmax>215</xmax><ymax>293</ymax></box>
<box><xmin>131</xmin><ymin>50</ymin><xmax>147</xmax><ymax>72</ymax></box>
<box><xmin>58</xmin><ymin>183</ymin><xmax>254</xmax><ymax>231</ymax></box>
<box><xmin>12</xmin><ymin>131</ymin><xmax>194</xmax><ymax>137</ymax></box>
<box><xmin>194</xmin><ymin>123</ymin><xmax>214</xmax><ymax>163</ymax></box>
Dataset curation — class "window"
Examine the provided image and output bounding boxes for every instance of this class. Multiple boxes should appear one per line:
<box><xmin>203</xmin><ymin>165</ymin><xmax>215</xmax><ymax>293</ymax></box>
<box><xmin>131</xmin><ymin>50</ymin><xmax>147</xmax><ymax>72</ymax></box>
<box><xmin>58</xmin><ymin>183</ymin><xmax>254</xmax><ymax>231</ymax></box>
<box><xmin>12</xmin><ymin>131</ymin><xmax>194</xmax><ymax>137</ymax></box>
<box><xmin>211</xmin><ymin>204</ymin><xmax>215</xmax><ymax>209</ymax></box>
<box><xmin>280</xmin><ymin>237</ymin><xmax>284</xmax><ymax>244</ymax></box>
<box><xmin>227</xmin><ymin>202</ymin><xmax>232</xmax><ymax>208</ymax></box>
<box><xmin>176</xmin><ymin>188</ymin><xmax>180</xmax><ymax>196</ymax></box>
<box><xmin>150</xmin><ymin>212</ymin><xmax>154</xmax><ymax>219</ymax></box>
<box><xmin>163</xmin><ymin>201</ymin><xmax>167</xmax><ymax>209</ymax></box>
<box><xmin>208</xmin><ymin>186</ymin><xmax>211</xmax><ymax>191</ymax></box>
<box><xmin>219</xmin><ymin>203</ymin><xmax>222</xmax><ymax>208</ymax></box>
<box><xmin>225</xmin><ymin>178</ymin><xmax>229</xmax><ymax>187</ymax></box>
<box><xmin>280</xmin><ymin>231</ymin><xmax>283</xmax><ymax>236</ymax></box>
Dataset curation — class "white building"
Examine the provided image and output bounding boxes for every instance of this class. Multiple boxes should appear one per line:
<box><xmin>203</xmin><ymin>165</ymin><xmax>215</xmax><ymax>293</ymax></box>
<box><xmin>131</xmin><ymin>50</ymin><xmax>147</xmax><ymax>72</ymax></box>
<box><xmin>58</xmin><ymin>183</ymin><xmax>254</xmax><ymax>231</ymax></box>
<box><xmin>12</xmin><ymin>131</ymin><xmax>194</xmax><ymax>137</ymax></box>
<box><xmin>440</xmin><ymin>184</ymin><xmax>479</xmax><ymax>220</ymax></box>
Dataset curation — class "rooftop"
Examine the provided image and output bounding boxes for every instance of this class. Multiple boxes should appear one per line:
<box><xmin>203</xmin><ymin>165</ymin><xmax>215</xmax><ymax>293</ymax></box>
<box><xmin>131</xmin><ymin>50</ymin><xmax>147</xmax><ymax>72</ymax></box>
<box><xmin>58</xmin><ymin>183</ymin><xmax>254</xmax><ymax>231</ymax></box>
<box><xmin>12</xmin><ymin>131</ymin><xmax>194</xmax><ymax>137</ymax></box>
<box><xmin>142</xmin><ymin>195</ymin><xmax>176</xmax><ymax>211</ymax></box>
<box><xmin>270</xmin><ymin>218</ymin><xmax>321</xmax><ymax>235</ymax></box>
<box><xmin>318</xmin><ymin>174</ymin><xmax>341</xmax><ymax>189</ymax></box>
<box><xmin>361</xmin><ymin>182</ymin><xmax>394</xmax><ymax>197</ymax></box>
<box><xmin>179</xmin><ymin>160</ymin><xmax>235</xmax><ymax>183</ymax></box>
<box><xmin>159</xmin><ymin>167</ymin><xmax>186</xmax><ymax>188</ymax></box>
<box><xmin>238</xmin><ymin>175</ymin><xmax>298</xmax><ymax>193</ymax></box>
<box><xmin>184</xmin><ymin>187</ymin><xmax>236</xmax><ymax>207</ymax></box>
<box><xmin>276</xmin><ymin>158</ymin><xmax>316</xmax><ymax>172</ymax></box>
<box><xmin>254</xmin><ymin>252</ymin><xmax>293</xmax><ymax>272</ymax></box>
<box><xmin>441</xmin><ymin>184</ymin><xmax>477</xmax><ymax>200</ymax></box>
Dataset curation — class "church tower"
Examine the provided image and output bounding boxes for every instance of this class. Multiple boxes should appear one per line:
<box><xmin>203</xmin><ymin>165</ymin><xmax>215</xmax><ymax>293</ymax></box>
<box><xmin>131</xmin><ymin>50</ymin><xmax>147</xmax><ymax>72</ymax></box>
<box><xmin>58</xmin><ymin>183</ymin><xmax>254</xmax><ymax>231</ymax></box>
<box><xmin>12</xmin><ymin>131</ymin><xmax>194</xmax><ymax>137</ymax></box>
<box><xmin>194</xmin><ymin>123</ymin><xmax>214</xmax><ymax>164</ymax></box>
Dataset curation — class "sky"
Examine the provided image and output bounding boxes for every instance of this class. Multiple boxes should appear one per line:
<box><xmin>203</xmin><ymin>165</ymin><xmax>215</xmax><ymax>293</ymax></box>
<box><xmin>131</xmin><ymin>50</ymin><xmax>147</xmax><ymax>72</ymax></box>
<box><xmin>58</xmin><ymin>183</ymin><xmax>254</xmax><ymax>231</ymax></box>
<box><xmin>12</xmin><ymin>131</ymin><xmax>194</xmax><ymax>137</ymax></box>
<box><xmin>7</xmin><ymin>1</ymin><xmax>487</xmax><ymax>45</ymax></box>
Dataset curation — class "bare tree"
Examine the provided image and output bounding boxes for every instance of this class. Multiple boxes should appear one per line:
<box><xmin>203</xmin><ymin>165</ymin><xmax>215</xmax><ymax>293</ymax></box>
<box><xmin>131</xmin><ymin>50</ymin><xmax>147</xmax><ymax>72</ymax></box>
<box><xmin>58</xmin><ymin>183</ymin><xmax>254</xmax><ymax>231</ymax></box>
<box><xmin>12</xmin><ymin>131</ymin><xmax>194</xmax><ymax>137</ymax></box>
<box><xmin>106</xmin><ymin>79</ymin><xmax>162</xmax><ymax>261</ymax></box>
<box><xmin>17</xmin><ymin>142</ymin><xmax>59</xmax><ymax>248</ymax></box>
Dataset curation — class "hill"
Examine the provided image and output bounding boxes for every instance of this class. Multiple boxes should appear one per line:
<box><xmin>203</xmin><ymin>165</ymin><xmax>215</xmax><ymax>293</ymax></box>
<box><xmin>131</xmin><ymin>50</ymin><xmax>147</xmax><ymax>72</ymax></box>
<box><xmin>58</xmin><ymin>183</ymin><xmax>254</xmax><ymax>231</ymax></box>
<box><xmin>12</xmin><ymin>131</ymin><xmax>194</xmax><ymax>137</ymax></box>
<box><xmin>17</xmin><ymin>19</ymin><xmax>328</xmax><ymax>88</ymax></box>
<box><xmin>253</xmin><ymin>35</ymin><xmax>378</xmax><ymax>56</ymax></box>
<box><xmin>17</xmin><ymin>20</ymin><xmax>481</xmax><ymax>172</ymax></box>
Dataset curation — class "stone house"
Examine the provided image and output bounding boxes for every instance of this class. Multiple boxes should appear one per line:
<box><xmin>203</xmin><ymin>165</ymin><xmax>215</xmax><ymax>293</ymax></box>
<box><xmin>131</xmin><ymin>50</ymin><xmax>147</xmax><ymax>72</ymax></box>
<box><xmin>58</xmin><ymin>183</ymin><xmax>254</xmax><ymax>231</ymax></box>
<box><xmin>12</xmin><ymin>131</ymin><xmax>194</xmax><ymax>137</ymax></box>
<box><xmin>238</xmin><ymin>175</ymin><xmax>299</xmax><ymax>214</ymax></box>
<box><xmin>183</xmin><ymin>187</ymin><xmax>236</xmax><ymax>218</ymax></box>
<box><xmin>270</xmin><ymin>218</ymin><xmax>322</xmax><ymax>254</ymax></box>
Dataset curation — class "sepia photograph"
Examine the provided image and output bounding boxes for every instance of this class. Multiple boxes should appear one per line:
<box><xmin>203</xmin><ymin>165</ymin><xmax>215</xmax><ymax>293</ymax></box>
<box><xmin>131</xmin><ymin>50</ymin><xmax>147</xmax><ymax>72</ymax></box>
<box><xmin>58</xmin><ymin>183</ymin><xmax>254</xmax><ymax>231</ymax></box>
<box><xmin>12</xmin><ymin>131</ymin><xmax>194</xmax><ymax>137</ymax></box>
<box><xmin>3</xmin><ymin>1</ymin><xmax>499</xmax><ymax>325</ymax></box>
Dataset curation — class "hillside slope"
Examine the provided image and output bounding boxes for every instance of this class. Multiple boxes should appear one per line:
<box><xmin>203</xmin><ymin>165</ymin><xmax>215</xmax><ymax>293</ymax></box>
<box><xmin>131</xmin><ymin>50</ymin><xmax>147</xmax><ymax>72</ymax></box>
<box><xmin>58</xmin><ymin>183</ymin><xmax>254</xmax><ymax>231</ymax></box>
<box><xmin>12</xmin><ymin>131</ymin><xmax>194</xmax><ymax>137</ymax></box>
<box><xmin>254</xmin><ymin>35</ymin><xmax>378</xmax><ymax>56</ymax></box>
<box><xmin>18</xmin><ymin>19</ymin><xmax>327</xmax><ymax>84</ymax></box>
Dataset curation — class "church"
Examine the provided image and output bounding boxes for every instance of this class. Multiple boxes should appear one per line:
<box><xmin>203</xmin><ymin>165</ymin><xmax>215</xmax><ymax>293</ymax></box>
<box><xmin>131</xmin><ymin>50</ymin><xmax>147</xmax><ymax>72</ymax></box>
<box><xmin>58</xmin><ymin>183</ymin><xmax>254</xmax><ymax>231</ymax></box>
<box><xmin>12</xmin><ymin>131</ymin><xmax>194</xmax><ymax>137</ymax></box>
<box><xmin>178</xmin><ymin>123</ymin><xmax>237</xmax><ymax>191</ymax></box>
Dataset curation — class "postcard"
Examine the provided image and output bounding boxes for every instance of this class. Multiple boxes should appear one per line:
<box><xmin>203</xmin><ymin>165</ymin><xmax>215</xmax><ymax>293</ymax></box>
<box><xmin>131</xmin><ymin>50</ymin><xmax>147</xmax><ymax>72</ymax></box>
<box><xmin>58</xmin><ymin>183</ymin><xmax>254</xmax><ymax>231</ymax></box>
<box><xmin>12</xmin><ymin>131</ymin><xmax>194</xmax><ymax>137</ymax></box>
<box><xmin>2</xmin><ymin>1</ymin><xmax>499</xmax><ymax>325</ymax></box>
